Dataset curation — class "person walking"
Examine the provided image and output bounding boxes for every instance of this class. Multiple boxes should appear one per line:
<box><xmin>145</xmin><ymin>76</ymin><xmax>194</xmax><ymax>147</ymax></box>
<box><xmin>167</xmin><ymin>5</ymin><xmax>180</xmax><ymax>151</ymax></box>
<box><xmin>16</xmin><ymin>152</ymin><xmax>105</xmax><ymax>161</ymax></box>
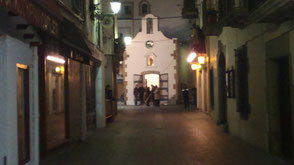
<box><xmin>154</xmin><ymin>86</ymin><xmax>160</xmax><ymax>107</ymax></box>
<box><xmin>145</xmin><ymin>87</ymin><xmax>151</xmax><ymax>106</ymax></box>
<box><xmin>139</xmin><ymin>84</ymin><xmax>144</xmax><ymax>105</ymax></box>
<box><xmin>134</xmin><ymin>84</ymin><xmax>139</xmax><ymax>106</ymax></box>
<box><xmin>182</xmin><ymin>84</ymin><xmax>189</xmax><ymax>108</ymax></box>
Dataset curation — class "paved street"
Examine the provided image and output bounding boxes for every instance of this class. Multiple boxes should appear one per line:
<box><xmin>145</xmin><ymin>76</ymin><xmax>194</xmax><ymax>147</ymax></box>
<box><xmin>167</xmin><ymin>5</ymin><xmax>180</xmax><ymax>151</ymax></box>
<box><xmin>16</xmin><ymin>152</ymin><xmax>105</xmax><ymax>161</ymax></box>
<box><xmin>41</xmin><ymin>106</ymin><xmax>289</xmax><ymax>165</ymax></box>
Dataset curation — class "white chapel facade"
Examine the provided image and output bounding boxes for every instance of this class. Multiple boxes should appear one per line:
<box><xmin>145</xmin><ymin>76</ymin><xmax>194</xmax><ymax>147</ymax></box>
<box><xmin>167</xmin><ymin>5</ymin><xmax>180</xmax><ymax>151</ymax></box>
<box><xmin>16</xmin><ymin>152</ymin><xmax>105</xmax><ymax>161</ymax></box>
<box><xmin>123</xmin><ymin>14</ymin><xmax>179</xmax><ymax>105</ymax></box>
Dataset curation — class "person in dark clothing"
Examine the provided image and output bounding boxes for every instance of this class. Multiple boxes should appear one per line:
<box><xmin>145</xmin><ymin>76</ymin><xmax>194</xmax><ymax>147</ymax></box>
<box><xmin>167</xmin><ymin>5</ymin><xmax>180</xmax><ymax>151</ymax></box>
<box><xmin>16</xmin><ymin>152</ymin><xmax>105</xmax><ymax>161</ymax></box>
<box><xmin>145</xmin><ymin>87</ymin><xmax>151</xmax><ymax>106</ymax></box>
<box><xmin>151</xmin><ymin>85</ymin><xmax>155</xmax><ymax>105</ymax></box>
<box><xmin>154</xmin><ymin>86</ymin><xmax>160</xmax><ymax>107</ymax></box>
<box><xmin>138</xmin><ymin>84</ymin><xmax>144</xmax><ymax>105</ymax></box>
<box><xmin>134</xmin><ymin>84</ymin><xmax>139</xmax><ymax>106</ymax></box>
<box><xmin>182</xmin><ymin>85</ymin><xmax>189</xmax><ymax>108</ymax></box>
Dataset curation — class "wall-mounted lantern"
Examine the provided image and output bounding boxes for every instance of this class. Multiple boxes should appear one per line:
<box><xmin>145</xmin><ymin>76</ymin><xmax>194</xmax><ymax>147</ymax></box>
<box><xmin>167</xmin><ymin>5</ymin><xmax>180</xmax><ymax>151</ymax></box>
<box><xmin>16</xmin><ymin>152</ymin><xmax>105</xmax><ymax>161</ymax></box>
<box><xmin>124</xmin><ymin>36</ymin><xmax>132</xmax><ymax>45</ymax></box>
<box><xmin>191</xmin><ymin>63</ymin><xmax>202</xmax><ymax>70</ymax></box>
<box><xmin>187</xmin><ymin>52</ymin><xmax>197</xmax><ymax>63</ymax></box>
<box><xmin>110</xmin><ymin>0</ymin><xmax>122</xmax><ymax>14</ymax></box>
<box><xmin>90</xmin><ymin>0</ymin><xmax>121</xmax><ymax>20</ymax></box>
<box><xmin>197</xmin><ymin>53</ymin><xmax>209</xmax><ymax>64</ymax></box>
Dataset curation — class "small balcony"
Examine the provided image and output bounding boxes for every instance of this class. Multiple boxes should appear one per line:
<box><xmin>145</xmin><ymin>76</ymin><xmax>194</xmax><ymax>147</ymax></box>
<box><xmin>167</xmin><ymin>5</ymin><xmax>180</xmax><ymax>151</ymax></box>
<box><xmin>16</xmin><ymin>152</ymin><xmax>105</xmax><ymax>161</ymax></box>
<box><xmin>182</xmin><ymin>0</ymin><xmax>198</xmax><ymax>19</ymax></box>
<box><xmin>250</xmin><ymin>0</ymin><xmax>294</xmax><ymax>24</ymax></box>
<box><xmin>203</xmin><ymin>9</ymin><xmax>221</xmax><ymax>36</ymax></box>
<box><xmin>219</xmin><ymin>0</ymin><xmax>250</xmax><ymax>28</ymax></box>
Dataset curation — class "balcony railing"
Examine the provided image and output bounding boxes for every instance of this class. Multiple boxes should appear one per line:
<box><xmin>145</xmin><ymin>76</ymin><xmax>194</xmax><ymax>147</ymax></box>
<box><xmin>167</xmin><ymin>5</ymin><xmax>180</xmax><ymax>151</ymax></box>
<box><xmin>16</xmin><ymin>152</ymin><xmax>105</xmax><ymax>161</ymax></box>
<box><xmin>182</xmin><ymin>0</ymin><xmax>198</xmax><ymax>19</ymax></box>
<box><xmin>218</xmin><ymin>0</ymin><xmax>250</xmax><ymax>28</ymax></box>
<box><xmin>250</xmin><ymin>0</ymin><xmax>294</xmax><ymax>24</ymax></box>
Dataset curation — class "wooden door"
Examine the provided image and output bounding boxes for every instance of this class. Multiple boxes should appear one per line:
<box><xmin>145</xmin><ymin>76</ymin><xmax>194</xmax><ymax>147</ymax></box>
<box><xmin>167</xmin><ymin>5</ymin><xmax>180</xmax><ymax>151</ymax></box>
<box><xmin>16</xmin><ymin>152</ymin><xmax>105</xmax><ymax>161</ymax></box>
<box><xmin>133</xmin><ymin>74</ymin><xmax>143</xmax><ymax>86</ymax></box>
<box><xmin>160</xmin><ymin>74</ymin><xmax>169</xmax><ymax>105</ymax></box>
<box><xmin>17</xmin><ymin>66</ymin><xmax>30</xmax><ymax>165</ymax></box>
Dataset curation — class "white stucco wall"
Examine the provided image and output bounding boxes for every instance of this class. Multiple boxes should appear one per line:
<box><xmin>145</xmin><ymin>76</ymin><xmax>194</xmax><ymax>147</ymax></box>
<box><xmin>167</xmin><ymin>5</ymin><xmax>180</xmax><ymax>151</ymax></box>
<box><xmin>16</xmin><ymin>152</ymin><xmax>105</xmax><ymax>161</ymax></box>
<box><xmin>205</xmin><ymin>19</ymin><xmax>294</xmax><ymax>151</ymax></box>
<box><xmin>124</xmin><ymin>14</ymin><xmax>177</xmax><ymax>105</ymax></box>
<box><xmin>0</xmin><ymin>36</ymin><xmax>39</xmax><ymax>165</ymax></box>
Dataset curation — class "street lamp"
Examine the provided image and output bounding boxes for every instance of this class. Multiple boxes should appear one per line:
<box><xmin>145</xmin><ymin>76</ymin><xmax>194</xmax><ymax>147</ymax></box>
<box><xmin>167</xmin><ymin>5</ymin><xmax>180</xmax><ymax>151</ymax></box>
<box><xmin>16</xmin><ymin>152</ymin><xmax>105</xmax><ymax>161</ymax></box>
<box><xmin>197</xmin><ymin>53</ymin><xmax>209</xmax><ymax>65</ymax></box>
<box><xmin>110</xmin><ymin>0</ymin><xmax>121</xmax><ymax>14</ymax></box>
<box><xmin>90</xmin><ymin>0</ymin><xmax>121</xmax><ymax>20</ymax></box>
<box><xmin>124</xmin><ymin>36</ymin><xmax>132</xmax><ymax>45</ymax></box>
<box><xmin>191</xmin><ymin>63</ymin><xmax>202</xmax><ymax>70</ymax></box>
<box><xmin>187</xmin><ymin>52</ymin><xmax>197</xmax><ymax>63</ymax></box>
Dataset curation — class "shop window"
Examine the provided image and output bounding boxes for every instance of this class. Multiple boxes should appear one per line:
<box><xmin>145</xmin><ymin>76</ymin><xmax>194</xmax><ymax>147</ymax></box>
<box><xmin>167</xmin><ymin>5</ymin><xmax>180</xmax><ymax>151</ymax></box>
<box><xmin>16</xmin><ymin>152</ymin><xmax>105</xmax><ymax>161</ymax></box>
<box><xmin>235</xmin><ymin>45</ymin><xmax>250</xmax><ymax>119</ymax></box>
<box><xmin>16</xmin><ymin>64</ymin><xmax>30</xmax><ymax>164</ymax></box>
<box><xmin>147</xmin><ymin>55</ymin><xmax>155</xmax><ymax>66</ymax></box>
<box><xmin>147</xmin><ymin>18</ymin><xmax>153</xmax><ymax>34</ymax></box>
<box><xmin>139</xmin><ymin>0</ymin><xmax>151</xmax><ymax>16</ymax></box>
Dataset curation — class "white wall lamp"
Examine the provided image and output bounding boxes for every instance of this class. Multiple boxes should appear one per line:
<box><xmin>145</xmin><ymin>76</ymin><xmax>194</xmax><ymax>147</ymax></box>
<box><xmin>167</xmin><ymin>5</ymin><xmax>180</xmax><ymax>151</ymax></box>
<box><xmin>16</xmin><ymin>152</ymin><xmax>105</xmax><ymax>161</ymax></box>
<box><xmin>90</xmin><ymin>0</ymin><xmax>121</xmax><ymax>20</ymax></box>
<box><xmin>187</xmin><ymin>52</ymin><xmax>197</xmax><ymax>63</ymax></box>
<box><xmin>197</xmin><ymin>53</ymin><xmax>209</xmax><ymax>65</ymax></box>
<box><xmin>110</xmin><ymin>0</ymin><xmax>122</xmax><ymax>14</ymax></box>
<box><xmin>124</xmin><ymin>36</ymin><xmax>132</xmax><ymax>45</ymax></box>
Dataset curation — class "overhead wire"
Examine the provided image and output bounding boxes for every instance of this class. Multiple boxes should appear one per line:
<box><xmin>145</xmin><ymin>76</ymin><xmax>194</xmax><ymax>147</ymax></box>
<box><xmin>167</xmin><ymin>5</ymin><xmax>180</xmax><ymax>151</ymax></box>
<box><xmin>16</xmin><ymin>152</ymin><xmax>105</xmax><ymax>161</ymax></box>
<box><xmin>118</xmin><ymin>16</ymin><xmax>183</xmax><ymax>21</ymax></box>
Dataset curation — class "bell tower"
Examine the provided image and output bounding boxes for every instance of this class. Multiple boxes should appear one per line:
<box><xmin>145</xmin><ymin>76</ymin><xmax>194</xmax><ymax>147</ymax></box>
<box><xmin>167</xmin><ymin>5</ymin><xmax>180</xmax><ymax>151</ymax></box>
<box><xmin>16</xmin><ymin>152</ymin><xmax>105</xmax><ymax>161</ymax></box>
<box><xmin>142</xmin><ymin>14</ymin><xmax>159</xmax><ymax>34</ymax></box>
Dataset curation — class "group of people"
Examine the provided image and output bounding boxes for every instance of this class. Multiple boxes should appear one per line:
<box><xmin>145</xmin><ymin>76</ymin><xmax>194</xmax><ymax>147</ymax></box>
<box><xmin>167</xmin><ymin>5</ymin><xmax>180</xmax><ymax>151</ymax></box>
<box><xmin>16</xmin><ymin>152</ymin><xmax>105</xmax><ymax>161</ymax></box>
<box><xmin>134</xmin><ymin>84</ymin><xmax>160</xmax><ymax>106</ymax></box>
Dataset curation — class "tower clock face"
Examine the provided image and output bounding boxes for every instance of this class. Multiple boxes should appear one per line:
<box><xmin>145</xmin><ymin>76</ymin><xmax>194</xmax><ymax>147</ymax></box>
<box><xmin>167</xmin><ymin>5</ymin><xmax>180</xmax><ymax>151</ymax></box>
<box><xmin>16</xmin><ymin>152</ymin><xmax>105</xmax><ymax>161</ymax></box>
<box><xmin>146</xmin><ymin>40</ymin><xmax>154</xmax><ymax>49</ymax></box>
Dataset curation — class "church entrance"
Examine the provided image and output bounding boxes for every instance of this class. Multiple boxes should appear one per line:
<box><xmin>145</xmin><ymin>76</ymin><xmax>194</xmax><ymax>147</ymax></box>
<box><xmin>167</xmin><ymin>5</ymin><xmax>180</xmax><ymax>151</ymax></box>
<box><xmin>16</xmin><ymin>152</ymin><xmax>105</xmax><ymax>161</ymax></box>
<box><xmin>144</xmin><ymin>74</ymin><xmax>159</xmax><ymax>88</ymax></box>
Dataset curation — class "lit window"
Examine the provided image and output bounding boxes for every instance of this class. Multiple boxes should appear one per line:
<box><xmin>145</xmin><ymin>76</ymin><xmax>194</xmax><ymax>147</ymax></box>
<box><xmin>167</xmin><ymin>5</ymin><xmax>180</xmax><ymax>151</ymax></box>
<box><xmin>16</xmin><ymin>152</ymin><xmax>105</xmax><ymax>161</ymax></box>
<box><xmin>147</xmin><ymin>56</ymin><xmax>155</xmax><ymax>66</ymax></box>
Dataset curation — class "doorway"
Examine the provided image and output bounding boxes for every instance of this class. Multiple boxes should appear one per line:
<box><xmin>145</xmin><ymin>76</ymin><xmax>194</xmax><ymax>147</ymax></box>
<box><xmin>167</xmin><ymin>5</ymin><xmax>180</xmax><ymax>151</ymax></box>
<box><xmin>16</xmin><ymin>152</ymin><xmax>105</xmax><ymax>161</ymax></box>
<box><xmin>144</xmin><ymin>74</ymin><xmax>159</xmax><ymax>88</ymax></box>
<box><xmin>217</xmin><ymin>52</ymin><xmax>227</xmax><ymax>125</ymax></box>
<box><xmin>16</xmin><ymin>64</ymin><xmax>30</xmax><ymax>165</ymax></box>
<box><xmin>45</xmin><ymin>59</ymin><xmax>66</xmax><ymax>150</ymax></box>
<box><xmin>277</xmin><ymin>58</ymin><xmax>292</xmax><ymax>157</ymax></box>
<box><xmin>267</xmin><ymin>57</ymin><xmax>293</xmax><ymax>157</ymax></box>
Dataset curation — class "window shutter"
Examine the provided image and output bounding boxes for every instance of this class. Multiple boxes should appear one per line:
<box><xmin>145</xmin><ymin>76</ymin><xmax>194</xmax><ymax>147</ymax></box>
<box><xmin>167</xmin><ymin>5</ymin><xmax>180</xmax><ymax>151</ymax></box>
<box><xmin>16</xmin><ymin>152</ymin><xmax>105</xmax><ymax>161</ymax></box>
<box><xmin>235</xmin><ymin>45</ymin><xmax>250</xmax><ymax>118</ymax></box>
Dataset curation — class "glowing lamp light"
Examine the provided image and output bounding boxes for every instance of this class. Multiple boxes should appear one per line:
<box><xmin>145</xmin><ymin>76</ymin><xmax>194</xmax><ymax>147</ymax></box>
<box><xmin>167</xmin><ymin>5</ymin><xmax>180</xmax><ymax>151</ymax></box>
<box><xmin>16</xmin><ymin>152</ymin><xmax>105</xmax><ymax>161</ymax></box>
<box><xmin>60</xmin><ymin>66</ymin><xmax>65</xmax><ymax>73</ymax></box>
<box><xmin>191</xmin><ymin>63</ymin><xmax>202</xmax><ymax>70</ymax></box>
<box><xmin>124</xmin><ymin>36</ymin><xmax>132</xmax><ymax>45</ymax></box>
<box><xmin>55</xmin><ymin>67</ymin><xmax>61</xmax><ymax>72</ymax></box>
<box><xmin>187</xmin><ymin>52</ymin><xmax>197</xmax><ymax>63</ymax></box>
<box><xmin>198</xmin><ymin>56</ymin><xmax>206</xmax><ymax>64</ymax></box>
<box><xmin>110</xmin><ymin>0</ymin><xmax>121</xmax><ymax>14</ymax></box>
<box><xmin>46</xmin><ymin>56</ymin><xmax>65</xmax><ymax>64</ymax></box>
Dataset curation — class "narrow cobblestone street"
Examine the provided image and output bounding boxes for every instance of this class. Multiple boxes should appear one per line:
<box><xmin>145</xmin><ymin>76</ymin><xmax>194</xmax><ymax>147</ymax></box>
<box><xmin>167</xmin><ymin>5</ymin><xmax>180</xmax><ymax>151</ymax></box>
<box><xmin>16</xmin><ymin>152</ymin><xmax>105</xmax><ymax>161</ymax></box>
<box><xmin>41</xmin><ymin>106</ymin><xmax>289</xmax><ymax>165</ymax></box>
